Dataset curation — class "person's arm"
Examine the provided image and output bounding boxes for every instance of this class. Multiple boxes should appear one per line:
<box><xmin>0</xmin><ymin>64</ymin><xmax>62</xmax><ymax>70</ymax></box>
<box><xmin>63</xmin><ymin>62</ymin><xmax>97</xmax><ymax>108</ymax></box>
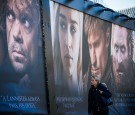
<box><xmin>99</xmin><ymin>84</ymin><xmax>112</xmax><ymax>98</ymax></box>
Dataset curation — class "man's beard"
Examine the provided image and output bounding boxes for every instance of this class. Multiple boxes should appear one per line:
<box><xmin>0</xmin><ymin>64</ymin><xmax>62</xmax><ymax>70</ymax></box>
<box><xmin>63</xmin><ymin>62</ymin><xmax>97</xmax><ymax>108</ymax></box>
<box><xmin>115</xmin><ymin>69</ymin><xmax>130</xmax><ymax>92</ymax></box>
<box><xmin>113</xmin><ymin>61</ymin><xmax>130</xmax><ymax>91</ymax></box>
<box><xmin>9</xmin><ymin>42</ymin><xmax>28</xmax><ymax>74</ymax></box>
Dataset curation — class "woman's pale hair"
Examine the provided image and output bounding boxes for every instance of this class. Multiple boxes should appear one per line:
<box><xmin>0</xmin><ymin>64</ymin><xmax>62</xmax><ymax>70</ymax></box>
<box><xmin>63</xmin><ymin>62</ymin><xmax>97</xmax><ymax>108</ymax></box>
<box><xmin>52</xmin><ymin>3</ymin><xmax>83</xmax><ymax>96</ymax></box>
<box><xmin>91</xmin><ymin>75</ymin><xmax>100</xmax><ymax>82</ymax></box>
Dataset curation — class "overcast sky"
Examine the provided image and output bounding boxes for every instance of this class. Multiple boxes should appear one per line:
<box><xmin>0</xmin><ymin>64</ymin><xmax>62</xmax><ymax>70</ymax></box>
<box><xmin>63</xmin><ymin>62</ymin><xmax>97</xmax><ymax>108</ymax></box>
<box><xmin>104</xmin><ymin>0</ymin><xmax>135</xmax><ymax>11</ymax></box>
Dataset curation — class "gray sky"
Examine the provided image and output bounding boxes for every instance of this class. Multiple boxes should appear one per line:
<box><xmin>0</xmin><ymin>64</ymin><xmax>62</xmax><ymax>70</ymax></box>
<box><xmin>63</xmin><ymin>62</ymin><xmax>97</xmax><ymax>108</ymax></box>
<box><xmin>104</xmin><ymin>0</ymin><xmax>135</xmax><ymax>11</ymax></box>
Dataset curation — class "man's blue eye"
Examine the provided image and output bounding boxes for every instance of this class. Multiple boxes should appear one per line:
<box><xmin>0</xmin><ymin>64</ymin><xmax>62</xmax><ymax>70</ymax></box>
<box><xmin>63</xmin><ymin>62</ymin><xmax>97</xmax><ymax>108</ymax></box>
<box><xmin>21</xmin><ymin>15</ymin><xmax>32</xmax><ymax>28</ymax></box>
<box><xmin>114</xmin><ymin>45</ymin><xmax>118</xmax><ymax>53</ymax></box>
<box><xmin>8</xmin><ymin>14</ymin><xmax>13</xmax><ymax>20</ymax></box>
<box><xmin>20</xmin><ymin>14</ymin><xmax>34</xmax><ymax>34</ymax></box>
<box><xmin>7</xmin><ymin>11</ymin><xmax>14</xmax><ymax>21</ymax></box>
<box><xmin>121</xmin><ymin>47</ymin><xmax>126</xmax><ymax>53</ymax></box>
<box><xmin>24</xmin><ymin>20</ymin><xmax>30</xmax><ymax>28</ymax></box>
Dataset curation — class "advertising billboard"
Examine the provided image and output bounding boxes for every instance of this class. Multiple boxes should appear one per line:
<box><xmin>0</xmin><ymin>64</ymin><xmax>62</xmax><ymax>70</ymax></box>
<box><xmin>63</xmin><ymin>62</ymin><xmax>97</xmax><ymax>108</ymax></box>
<box><xmin>49</xmin><ymin>1</ymin><xmax>135</xmax><ymax>115</ymax></box>
<box><xmin>83</xmin><ymin>14</ymin><xmax>113</xmax><ymax>115</ymax></box>
<box><xmin>0</xmin><ymin>0</ymin><xmax>134</xmax><ymax>114</ymax></box>
<box><xmin>111</xmin><ymin>24</ymin><xmax>135</xmax><ymax>115</ymax></box>
<box><xmin>50</xmin><ymin>1</ymin><xmax>86</xmax><ymax>114</ymax></box>
<box><xmin>0</xmin><ymin>0</ymin><xmax>48</xmax><ymax>114</ymax></box>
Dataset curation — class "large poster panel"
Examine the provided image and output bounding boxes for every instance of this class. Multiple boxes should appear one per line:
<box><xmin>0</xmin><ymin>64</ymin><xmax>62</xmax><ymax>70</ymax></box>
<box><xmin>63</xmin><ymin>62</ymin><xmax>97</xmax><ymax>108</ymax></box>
<box><xmin>50</xmin><ymin>2</ymin><xmax>135</xmax><ymax>115</ymax></box>
<box><xmin>50</xmin><ymin>1</ymin><xmax>85</xmax><ymax>114</ymax></box>
<box><xmin>49</xmin><ymin>1</ymin><xmax>135</xmax><ymax>115</ymax></box>
<box><xmin>82</xmin><ymin>14</ymin><xmax>113</xmax><ymax>114</ymax></box>
<box><xmin>83</xmin><ymin>14</ymin><xmax>135</xmax><ymax>115</ymax></box>
<box><xmin>111</xmin><ymin>24</ymin><xmax>135</xmax><ymax>115</ymax></box>
<box><xmin>0</xmin><ymin>0</ymin><xmax>48</xmax><ymax>114</ymax></box>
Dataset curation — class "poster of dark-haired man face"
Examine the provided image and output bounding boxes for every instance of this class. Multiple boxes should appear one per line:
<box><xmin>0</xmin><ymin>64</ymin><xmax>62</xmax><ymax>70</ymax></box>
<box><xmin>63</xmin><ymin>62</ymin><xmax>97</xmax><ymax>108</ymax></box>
<box><xmin>0</xmin><ymin>0</ymin><xmax>48</xmax><ymax>114</ymax></box>
<box><xmin>112</xmin><ymin>24</ymin><xmax>135</xmax><ymax>92</ymax></box>
<box><xmin>111</xmin><ymin>24</ymin><xmax>135</xmax><ymax>115</ymax></box>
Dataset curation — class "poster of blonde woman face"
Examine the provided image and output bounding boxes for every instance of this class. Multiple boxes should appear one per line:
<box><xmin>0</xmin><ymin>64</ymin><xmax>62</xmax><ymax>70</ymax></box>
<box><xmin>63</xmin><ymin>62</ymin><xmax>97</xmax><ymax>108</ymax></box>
<box><xmin>50</xmin><ymin>1</ymin><xmax>84</xmax><ymax>114</ymax></box>
<box><xmin>58</xmin><ymin>6</ymin><xmax>81</xmax><ymax>78</ymax></box>
<box><xmin>52</xmin><ymin>2</ymin><xmax>83</xmax><ymax>96</ymax></box>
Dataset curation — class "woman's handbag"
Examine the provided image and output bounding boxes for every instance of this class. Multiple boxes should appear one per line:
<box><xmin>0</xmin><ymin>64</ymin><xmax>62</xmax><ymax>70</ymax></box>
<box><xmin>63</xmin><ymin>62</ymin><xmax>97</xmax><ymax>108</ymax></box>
<box><xmin>101</xmin><ymin>96</ymin><xmax>113</xmax><ymax>106</ymax></box>
<box><xmin>101</xmin><ymin>83</ymin><xmax>113</xmax><ymax>106</ymax></box>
